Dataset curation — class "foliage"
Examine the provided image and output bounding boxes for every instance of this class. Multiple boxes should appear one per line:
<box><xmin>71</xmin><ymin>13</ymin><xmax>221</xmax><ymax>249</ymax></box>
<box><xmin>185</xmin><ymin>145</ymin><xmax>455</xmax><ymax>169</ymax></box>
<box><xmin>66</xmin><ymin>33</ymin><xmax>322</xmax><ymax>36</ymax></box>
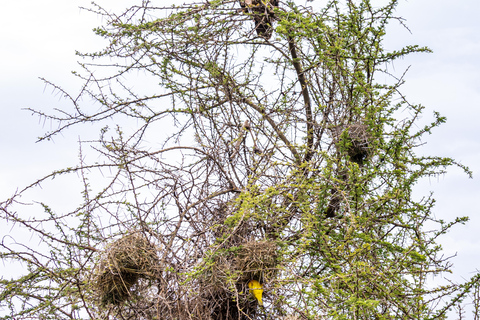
<box><xmin>1</xmin><ymin>0</ymin><xmax>477</xmax><ymax>319</ymax></box>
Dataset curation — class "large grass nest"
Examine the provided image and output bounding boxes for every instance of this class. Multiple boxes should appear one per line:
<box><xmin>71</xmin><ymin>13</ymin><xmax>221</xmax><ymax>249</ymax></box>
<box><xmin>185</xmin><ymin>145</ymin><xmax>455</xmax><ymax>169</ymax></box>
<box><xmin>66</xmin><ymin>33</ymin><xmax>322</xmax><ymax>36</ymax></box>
<box><xmin>332</xmin><ymin>123</ymin><xmax>372</xmax><ymax>165</ymax></box>
<box><xmin>195</xmin><ymin>239</ymin><xmax>278</xmax><ymax>319</ymax></box>
<box><xmin>92</xmin><ymin>232</ymin><xmax>162</xmax><ymax>306</ymax></box>
<box><xmin>201</xmin><ymin>239</ymin><xmax>278</xmax><ymax>285</ymax></box>
<box><xmin>195</xmin><ymin>288</ymin><xmax>259</xmax><ymax>320</ymax></box>
<box><xmin>235</xmin><ymin>240</ymin><xmax>278</xmax><ymax>282</ymax></box>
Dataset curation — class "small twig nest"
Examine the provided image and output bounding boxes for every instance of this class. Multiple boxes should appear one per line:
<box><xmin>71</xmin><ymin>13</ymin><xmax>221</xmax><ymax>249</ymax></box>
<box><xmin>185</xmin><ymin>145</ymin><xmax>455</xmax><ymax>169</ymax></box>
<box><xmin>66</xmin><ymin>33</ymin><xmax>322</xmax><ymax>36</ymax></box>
<box><xmin>332</xmin><ymin>123</ymin><xmax>371</xmax><ymax>165</ymax></box>
<box><xmin>92</xmin><ymin>232</ymin><xmax>161</xmax><ymax>306</ymax></box>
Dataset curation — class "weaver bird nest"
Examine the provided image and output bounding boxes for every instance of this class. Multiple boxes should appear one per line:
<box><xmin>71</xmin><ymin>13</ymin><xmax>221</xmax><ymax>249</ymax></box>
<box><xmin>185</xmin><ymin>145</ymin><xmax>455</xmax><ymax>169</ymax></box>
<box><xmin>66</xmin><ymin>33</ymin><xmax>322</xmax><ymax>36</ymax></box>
<box><xmin>92</xmin><ymin>232</ymin><xmax>162</xmax><ymax>306</ymax></box>
<box><xmin>333</xmin><ymin>123</ymin><xmax>372</xmax><ymax>165</ymax></box>
<box><xmin>202</xmin><ymin>239</ymin><xmax>278</xmax><ymax>286</ymax></box>
<box><xmin>235</xmin><ymin>240</ymin><xmax>277</xmax><ymax>282</ymax></box>
<box><xmin>196</xmin><ymin>239</ymin><xmax>278</xmax><ymax>319</ymax></box>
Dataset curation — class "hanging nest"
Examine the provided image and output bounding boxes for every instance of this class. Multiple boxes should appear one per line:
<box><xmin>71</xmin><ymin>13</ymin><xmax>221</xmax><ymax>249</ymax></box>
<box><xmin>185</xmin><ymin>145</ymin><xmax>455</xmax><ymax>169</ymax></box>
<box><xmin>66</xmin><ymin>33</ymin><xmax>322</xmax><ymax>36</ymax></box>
<box><xmin>194</xmin><ymin>239</ymin><xmax>278</xmax><ymax>319</ymax></box>
<box><xmin>239</xmin><ymin>0</ymin><xmax>279</xmax><ymax>40</ymax></box>
<box><xmin>92</xmin><ymin>232</ymin><xmax>162</xmax><ymax>306</ymax></box>
<box><xmin>200</xmin><ymin>239</ymin><xmax>278</xmax><ymax>284</ymax></box>
<box><xmin>332</xmin><ymin>123</ymin><xmax>372</xmax><ymax>165</ymax></box>
<box><xmin>195</xmin><ymin>252</ymin><xmax>256</xmax><ymax>320</ymax></box>
<box><xmin>197</xmin><ymin>287</ymin><xmax>259</xmax><ymax>320</ymax></box>
<box><xmin>235</xmin><ymin>240</ymin><xmax>278</xmax><ymax>283</ymax></box>
<box><xmin>325</xmin><ymin>188</ymin><xmax>342</xmax><ymax>218</ymax></box>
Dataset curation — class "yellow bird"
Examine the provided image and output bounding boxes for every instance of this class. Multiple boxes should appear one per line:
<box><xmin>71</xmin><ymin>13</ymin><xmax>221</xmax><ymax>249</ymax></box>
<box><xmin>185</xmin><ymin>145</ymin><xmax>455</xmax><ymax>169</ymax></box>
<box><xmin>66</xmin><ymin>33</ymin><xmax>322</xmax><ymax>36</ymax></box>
<box><xmin>248</xmin><ymin>279</ymin><xmax>264</xmax><ymax>306</ymax></box>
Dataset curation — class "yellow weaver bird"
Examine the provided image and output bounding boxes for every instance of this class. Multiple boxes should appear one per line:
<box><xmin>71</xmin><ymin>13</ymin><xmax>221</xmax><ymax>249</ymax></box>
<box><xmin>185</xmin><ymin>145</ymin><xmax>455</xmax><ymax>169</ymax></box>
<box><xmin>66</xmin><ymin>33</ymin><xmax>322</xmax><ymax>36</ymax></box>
<box><xmin>248</xmin><ymin>280</ymin><xmax>264</xmax><ymax>306</ymax></box>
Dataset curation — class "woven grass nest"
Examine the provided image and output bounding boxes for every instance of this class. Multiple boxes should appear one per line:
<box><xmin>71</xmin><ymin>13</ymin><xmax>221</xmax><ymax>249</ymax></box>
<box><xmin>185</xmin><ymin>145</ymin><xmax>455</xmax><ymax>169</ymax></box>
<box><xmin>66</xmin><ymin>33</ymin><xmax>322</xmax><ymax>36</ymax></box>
<box><xmin>92</xmin><ymin>232</ymin><xmax>161</xmax><ymax>306</ymax></box>
<box><xmin>202</xmin><ymin>239</ymin><xmax>278</xmax><ymax>285</ymax></box>
<box><xmin>235</xmin><ymin>240</ymin><xmax>277</xmax><ymax>282</ymax></box>
<box><xmin>333</xmin><ymin>123</ymin><xmax>371</xmax><ymax>165</ymax></box>
<box><xmin>197</xmin><ymin>239</ymin><xmax>278</xmax><ymax>319</ymax></box>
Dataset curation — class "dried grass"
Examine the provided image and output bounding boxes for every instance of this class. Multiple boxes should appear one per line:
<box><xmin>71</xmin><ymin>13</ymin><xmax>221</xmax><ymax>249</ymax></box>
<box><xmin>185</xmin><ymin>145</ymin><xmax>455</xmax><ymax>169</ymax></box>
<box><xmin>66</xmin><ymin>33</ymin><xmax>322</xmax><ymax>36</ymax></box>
<box><xmin>235</xmin><ymin>240</ymin><xmax>277</xmax><ymax>282</ymax></box>
<box><xmin>195</xmin><ymin>239</ymin><xmax>278</xmax><ymax>319</ymax></box>
<box><xmin>333</xmin><ymin>123</ymin><xmax>372</xmax><ymax>165</ymax></box>
<box><xmin>89</xmin><ymin>222</ymin><xmax>278</xmax><ymax>319</ymax></box>
<box><xmin>92</xmin><ymin>232</ymin><xmax>162</xmax><ymax>306</ymax></box>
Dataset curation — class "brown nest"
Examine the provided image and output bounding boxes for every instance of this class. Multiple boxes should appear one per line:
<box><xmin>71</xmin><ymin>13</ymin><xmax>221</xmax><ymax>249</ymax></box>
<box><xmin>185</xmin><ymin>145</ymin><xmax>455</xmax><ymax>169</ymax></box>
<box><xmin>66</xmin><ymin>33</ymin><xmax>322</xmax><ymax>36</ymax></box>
<box><xmin>333</xmin><ymin>123</ymin><xmax>371</xmax><ymax>165</ymax></box>
<box><xmin>235</xmin><ymin>240</ymin><xmax>277</xmax><ymax>282</ymax></box>
<box><xmin>92</xmin><ymin>232</ymin><xmax>162</xmax><ymax>306</ymax></box>
<box><xmin>195</xmin><ymin>239</ymin><xmax>278</xmax><ymax>319</ymax></box>
<box><xmin>239</xmin><ymin>0</ymin><xmax>278</xmax><ymax>40</ymax></box>
<box><xmin>325</xmin><ymin>188</ymin><xmax>342</xmax><ymax>218</ymax></box>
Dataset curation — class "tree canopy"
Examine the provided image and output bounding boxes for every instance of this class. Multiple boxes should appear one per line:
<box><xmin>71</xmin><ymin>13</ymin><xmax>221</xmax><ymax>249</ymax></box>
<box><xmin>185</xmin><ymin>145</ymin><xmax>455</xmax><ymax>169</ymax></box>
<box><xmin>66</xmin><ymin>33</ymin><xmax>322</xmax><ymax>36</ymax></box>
<box><xmin>1</xmin><ymin>0</ymin><xmax>478</xmax><ymax>319</ymax></box>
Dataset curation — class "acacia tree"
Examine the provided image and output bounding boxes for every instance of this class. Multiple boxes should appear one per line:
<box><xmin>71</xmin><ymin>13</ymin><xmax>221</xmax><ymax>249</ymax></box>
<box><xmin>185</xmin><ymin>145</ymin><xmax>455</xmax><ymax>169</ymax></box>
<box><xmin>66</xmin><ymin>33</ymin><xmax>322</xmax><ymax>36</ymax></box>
<box><xmin>1</xmin><ymin>0</ymin><xmax>478</xmax><ymax>319</ymax></box>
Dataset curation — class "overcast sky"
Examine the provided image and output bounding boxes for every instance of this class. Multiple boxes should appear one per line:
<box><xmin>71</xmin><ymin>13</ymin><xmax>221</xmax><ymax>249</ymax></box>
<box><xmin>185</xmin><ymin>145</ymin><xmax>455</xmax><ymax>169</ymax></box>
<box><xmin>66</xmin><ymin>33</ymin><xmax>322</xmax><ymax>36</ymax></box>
<box><xmin>1</xmin><ymin>0</ymin><xmax>479</xmax><ymax>316</ymax></box>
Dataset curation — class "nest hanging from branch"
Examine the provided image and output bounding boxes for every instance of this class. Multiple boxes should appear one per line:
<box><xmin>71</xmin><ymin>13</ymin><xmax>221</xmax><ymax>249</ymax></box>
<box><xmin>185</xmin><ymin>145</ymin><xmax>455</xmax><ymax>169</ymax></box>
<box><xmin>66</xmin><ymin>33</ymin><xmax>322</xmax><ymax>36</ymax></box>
<box><xmin>325</xmin><ymin>188</ymin><xmax>342</xmax><ymax>218</ymax></box>
<box><xmin>194</xmin><ymin>239</ymin><xmax>278</xmax><ymax>319</ymax></box>
<box><xmin>92</xmin><ymin>232</ymin><xmax>162</xmax><ymax>306</ymax></box>
<box><xmin>239</xmin><ymin>0</ymin><xmax>279</xmax><ymax>39</ymax></box>
<box><xmin>235</xmin><ymin>240</ymin><xmax>278</xmax><ymax>282</ymax></box>
<box><xmin>332</xmin><ymin>123</ymin><xmax>372</xmax><ymax>165</ymax></box>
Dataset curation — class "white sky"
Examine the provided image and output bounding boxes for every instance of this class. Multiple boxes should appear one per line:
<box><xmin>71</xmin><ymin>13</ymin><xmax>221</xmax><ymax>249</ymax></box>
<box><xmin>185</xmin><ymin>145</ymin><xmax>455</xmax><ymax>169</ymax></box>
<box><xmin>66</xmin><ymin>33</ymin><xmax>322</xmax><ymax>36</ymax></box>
<box><xmin>1</xmin><ymin>0</ymin><xmax>479</xmax><ymax>317</ymax></box>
